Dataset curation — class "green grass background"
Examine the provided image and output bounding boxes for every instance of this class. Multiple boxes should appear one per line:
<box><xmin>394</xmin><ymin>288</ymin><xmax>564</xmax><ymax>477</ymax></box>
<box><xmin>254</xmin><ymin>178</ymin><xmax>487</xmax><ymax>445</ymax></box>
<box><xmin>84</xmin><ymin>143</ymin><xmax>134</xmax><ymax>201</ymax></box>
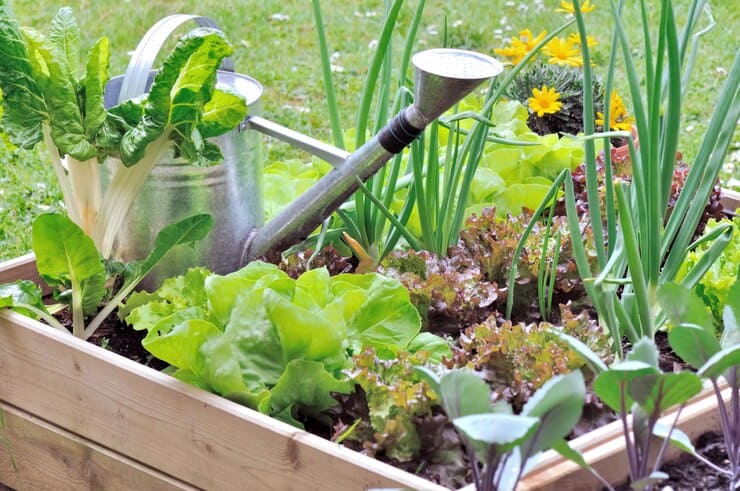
<box><xmin>1</xmin><ymin>0</ymin><xmax>737</xmax><ymax>260</ymax></box>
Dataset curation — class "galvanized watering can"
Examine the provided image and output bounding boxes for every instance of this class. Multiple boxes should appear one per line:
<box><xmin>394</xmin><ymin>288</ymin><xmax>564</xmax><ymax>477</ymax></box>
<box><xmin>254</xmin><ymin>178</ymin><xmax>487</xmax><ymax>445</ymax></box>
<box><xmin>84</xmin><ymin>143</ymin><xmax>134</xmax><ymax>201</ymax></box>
<box><xmin>105</xmin><ymin>15</ymin><xmax>503</xmax><ymax>288</ymax></box>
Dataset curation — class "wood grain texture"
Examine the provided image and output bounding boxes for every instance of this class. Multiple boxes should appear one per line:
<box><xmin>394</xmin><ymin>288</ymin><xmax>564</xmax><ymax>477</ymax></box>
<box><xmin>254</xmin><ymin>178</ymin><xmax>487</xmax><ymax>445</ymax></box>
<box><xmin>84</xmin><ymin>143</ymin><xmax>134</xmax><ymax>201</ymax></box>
<box><xmin>0</xmin><ymin>402</ymin><xmax>192</xmax><ymax>490</ymax></box>
<box><xmin>0</xmin><ymin>259</ymin><xmax>447</xmax><ymax>491</ymax></box>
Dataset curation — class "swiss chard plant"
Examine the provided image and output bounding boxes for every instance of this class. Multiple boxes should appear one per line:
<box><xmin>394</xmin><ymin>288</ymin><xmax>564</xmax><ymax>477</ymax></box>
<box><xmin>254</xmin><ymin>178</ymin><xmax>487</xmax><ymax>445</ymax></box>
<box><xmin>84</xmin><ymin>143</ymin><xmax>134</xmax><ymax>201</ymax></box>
<box><xmin>0</xmin><ymin>3</ymin><xmax>246</xmax><ymax>258</ymax></box>
<box><xmin>0</xmin><ymin>213</ymin><xmax>212</xmax><ymax>339</ymax></box>
<box><xmin>659</xmin><ymin>279</ymin><xmax>740</xmax><ymax>488</ymax></box>
<box><xmin>123</xmin><ymin>261</ymin><xmax>450</xmax><ymax>427</ymax></box>
<box><xmin>417</xmin><ymin>367</ymin><xmax>586</xmax><ymax>491</ymax></box>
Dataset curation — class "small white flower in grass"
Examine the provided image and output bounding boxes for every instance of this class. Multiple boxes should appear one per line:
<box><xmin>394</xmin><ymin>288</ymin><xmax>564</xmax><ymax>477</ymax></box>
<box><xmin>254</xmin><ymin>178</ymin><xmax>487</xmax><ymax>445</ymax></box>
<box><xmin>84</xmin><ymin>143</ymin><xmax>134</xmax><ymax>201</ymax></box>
<box><xmin>505</xmin><ymin>0</ymin><xmax>515</xmax><ymax>6</ymax></box>
<box><xmin>715</xmin><ymin>67</ymin><xmax>727</xmax><ymax>77</ymax></box>
<box><xmin>368</xmin><ymin>39</ymin><xmax>379</xmax><ymax>50</ymax></box>
<box><xmin>452</xmin><ymin>20</ymin><xmax>464</xmax><ymax>28</ymax></box>
<box><xmin>330</xmin><ymin>51</ymin><xmax>341</xmax><ymax>63</ymax></box>
<box><xmin>685</xmin><ymin>124</ymin><xmax>695</xmax><ymax>133</ymax></box>
<box><xmin>330</xmin><ymin>64</ymin><xmax>345</xmax><ymax>73</ymax></box>
<box><xmin>270</xmin><ymin>13</ymin><xmax>289</xmax><ymax>22</ymax></box>
<box><xmin>36</xmin><ymin>183</ymin><xmax>46</xmax><ymax>191</ymax></box>
<box><xmin>426</xmin><ymin>25</ymin><xmax>438</xmax><ymax>36</ymax></box>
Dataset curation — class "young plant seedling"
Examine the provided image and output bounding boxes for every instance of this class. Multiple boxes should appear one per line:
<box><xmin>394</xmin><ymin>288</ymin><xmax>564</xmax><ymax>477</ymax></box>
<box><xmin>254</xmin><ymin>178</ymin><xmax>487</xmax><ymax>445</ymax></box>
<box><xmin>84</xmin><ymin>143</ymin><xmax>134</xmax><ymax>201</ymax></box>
<box><xmin>659</xmin><ymin>280</ymin><xmax>740</xmax><ymax>488</ymax></box>
<box><xmin>0</xmin><ymin>213</ymin><xmax>213</xmax><ymax>339</ymax></box>
<box><xmin>416</xmin><ymin>367</ymin><xmax>585</xmax><ymax>491</ymax></box>
<box><xmin>554</xmin><ymin>331</ymin><xmax>705</xmax><ymax>490</ymax></box>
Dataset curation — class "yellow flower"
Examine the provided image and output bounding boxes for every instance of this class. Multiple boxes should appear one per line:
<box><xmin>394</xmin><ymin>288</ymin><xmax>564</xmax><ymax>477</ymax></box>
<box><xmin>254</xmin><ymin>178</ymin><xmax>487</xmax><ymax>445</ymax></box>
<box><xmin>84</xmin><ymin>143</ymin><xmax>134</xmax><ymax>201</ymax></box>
<box><xmin>543</xmin><ymin>37</ymin><xmax>583</xmax><ymax>67</ymax></box>
<box><xmin>567</xmin><ymin>32</ymin><xmax>598</xmax><ymax>48</ymax></box>
<box><xmin>528</xmin><ymin>85</ymin><xmax>563</xmax><ymax>117</ymax></box>
<box><xmin>557</xmin><ymin>1</ymin><xmax>596</xmax><ymax>14</ymax></box>
<box><xmin>596</xmin><ymin>90</ymin><xmax>635</xmax><ymax>131</ymax></box>
<box><xmin>494</xmin><ymin>28</ymin><xmax>547</xmax><ymax>65</ymax></box>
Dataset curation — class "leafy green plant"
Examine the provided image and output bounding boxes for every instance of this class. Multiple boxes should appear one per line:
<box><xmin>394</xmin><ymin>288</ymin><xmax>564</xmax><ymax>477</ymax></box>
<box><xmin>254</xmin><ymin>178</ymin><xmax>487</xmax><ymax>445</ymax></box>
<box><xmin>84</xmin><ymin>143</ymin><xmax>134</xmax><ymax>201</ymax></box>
<box><xmin>677</xmin><ymin>215</ymin><xmax>740</xmax><ymax>328</ymax></box>
<box><xmin>555</xmin><ymin>332</ymin><xmax>704</xmax><ymax>490</ymax></box>
<box><xmin>659</xmin><ymin>280</ymin><xmax>740</xmax><ymax>488</ymax></box>
<box><xmin>446</xmin><ymin>305</ymin><xmax>610</xmax><ymax>411</ymax></box>
<box><xmin>124</xmin><ymin>261</ymin><xmax>449</xmax><ymax>427</ymax></box>
<box><xmin>0</xmin><ymin>3</ymin><xmax>246</xmax><ymax>259</ymax></box>
<box><xmin>0</xmin><ymin>213</ymin><xmax>212</xmax><ymax>339</ymax></box>
<box><xmin>556</xmin><ymin>0</ymin><xmax>738</xmax><ymax>353</ymax></box>
<box><xmin>417</xmin><ymin>367</ymin><xmax>586</xmax><ymax>491</ymax></box>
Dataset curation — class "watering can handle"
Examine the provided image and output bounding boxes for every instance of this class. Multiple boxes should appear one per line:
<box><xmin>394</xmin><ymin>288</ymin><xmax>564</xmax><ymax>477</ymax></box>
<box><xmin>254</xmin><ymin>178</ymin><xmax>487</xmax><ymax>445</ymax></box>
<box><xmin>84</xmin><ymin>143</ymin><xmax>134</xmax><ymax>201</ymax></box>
<box><xmin>118</xmin><ymin>14</ymin><xmax>235</xmax><ymax>103</ymax></box>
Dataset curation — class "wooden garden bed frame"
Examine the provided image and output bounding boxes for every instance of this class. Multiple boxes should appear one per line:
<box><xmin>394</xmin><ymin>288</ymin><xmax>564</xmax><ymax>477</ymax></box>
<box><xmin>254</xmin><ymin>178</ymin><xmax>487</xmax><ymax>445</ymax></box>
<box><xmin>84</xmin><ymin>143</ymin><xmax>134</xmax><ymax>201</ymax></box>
<box><xmin>0</xmin><ymin>189</ymin><xmax>737</xmax><ymax>490</ymax></box>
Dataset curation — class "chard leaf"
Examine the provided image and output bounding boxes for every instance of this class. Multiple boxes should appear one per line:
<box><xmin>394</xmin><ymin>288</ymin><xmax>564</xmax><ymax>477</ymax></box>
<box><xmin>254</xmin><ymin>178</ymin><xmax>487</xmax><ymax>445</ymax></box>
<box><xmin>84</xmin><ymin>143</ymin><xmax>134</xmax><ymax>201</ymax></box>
<box><xmin>122</xmin><ymin>214</ymin><xmax>213</xmax><ymax>289</ymax></box>
<box><xmin>23</xmin><ymin>28</ymin><xmax>94</xmax><ymax>159</ymax></box>
<box><xmin>0</xmin><ymin>1</ymin><xmax>47</xmax><ymax>147</ymax></box>
<box><xmin>119</xmin><ymin>29</ymin><xmax>234</xmax><ymax>167</ymax></box>
<box><xmin>83</xmin><ymin>36</ymin><xmax>109</xmax><ymax>140</ymax></box>
<box><xmin>48</xmin><ymin>7</ymin><xmax>79</xmax><ymax>82</ymax></box>
<box><xmin>32</xmin><ymin>213</ymin><xmax>106</xmax><ymax>316</ymax></box>
<box><xmin>199</xmin><ymin>88</ymin><xmax>247</xmax><ymax>138</ymax></box>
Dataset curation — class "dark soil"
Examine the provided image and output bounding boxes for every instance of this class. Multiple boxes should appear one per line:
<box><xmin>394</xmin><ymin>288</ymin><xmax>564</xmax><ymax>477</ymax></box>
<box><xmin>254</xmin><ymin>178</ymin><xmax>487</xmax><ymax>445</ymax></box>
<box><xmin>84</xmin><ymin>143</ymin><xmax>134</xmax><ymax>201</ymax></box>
<box><xmin>659</xmin><ymin>431</ymin><xmax>732</xmax><ymax>490</ymax></box>
<box><xmin>54</xmin><ymin>309</ymin><xmax>167</xmax><ymax>370</ymax></box>
<box><xmin>612</xmin><ymin>431</ymin><xmax>732</xmax><ymax>490</ymax></box>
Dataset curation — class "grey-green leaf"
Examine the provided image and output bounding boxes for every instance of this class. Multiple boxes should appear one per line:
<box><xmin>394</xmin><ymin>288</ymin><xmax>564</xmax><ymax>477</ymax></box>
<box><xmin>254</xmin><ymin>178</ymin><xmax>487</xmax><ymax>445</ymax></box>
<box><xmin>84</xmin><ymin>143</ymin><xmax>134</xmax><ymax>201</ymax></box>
<box><xmin>628</xmin><ymin>371</ymin><xmax>702</xmax><ymax>414</ymax></box>
<box><xmin>668</xmin><ymin>324</ymin><xmax>721</xmax><ymax>370</ymax></box>
<box><xmin>658</xmin><ymin>282</ymin><xmax>713</xmax><ymax>332</ymax></box>
<box><xmin>653</xmin><ymin>424</ymin><xmax>695</xmax><ymax>455</ymax></box>
<box><xmin>439</xmin><ymin>370</ymin><xmax>492</xmax><ymax>420</ymax></box>
<box><xmin>698</xmin><ymin>344</ymin><xmax>740</xmax><ymax>379</ymax></box>
<box><xmin>593</xmin><ymin>361</ymin><xmax>657</xmax><ymax>412</ymax></box>
<box><xmin>521</xmin><ymin>371</ymin><xmax>585</xmax><ymax>456</ymax></box>
<box><xmin>453</xmin><ymin>413</ymin><xmax>540</xmax><ymax>454</ymax></box>
<box><xmin>626</xmin><ymin>337</ymin><xmax>660</xmax><ymax>368</ymax></box>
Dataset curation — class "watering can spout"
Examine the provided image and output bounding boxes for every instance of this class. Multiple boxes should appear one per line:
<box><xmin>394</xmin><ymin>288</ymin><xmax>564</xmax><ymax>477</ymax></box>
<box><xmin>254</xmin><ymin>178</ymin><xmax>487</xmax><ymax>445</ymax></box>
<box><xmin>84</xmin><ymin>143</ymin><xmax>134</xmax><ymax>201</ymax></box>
<box><xmin>240</xmin><ymin>48</ymin><xmax>503</xmax><ymax>264</ymax></box>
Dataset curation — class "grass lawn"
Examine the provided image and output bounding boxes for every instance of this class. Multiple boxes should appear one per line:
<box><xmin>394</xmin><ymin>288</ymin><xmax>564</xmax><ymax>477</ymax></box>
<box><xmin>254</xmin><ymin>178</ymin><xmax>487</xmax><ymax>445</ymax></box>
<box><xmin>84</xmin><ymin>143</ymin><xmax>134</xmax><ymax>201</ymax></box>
<box><xmin>1</xmin><ymin>0</ymin><xmax>737</xmax><ymax>260</ymax></box>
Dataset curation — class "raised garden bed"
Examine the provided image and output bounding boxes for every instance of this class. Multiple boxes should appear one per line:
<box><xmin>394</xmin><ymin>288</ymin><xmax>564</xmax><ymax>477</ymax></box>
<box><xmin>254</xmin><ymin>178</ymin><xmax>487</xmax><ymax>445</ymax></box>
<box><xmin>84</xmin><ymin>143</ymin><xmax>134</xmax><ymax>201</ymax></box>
<box><xmin>0</xmin><ymin>189</ymin><xmax>737</xmax><ymax>490</ymax></box>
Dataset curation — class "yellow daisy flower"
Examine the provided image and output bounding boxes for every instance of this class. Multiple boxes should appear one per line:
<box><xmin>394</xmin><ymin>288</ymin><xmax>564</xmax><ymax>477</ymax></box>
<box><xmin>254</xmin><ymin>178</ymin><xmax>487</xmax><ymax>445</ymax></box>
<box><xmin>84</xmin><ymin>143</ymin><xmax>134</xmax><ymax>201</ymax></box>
<box><xmin>557</xmin><ymin>1</ymin><xmax>596</xmax><ymax>14</ymax></box>
<box><xmin>528</xmin><ymin>85</ymin><xmax>563</xmax><ymax>117</ymax></box>
<box><xmin>567</xmin><ymin>32</ymin><xmax>598</xmax><ymax>48</ymax></box>
<box><xmin>543</xmin><ymin>37</ymin><xmax>583</xmax><ymax>67</ymax></box>
<box><xmin>494</xmin><ymin>28</ymin><xmax>547</xmax><ymax>65</ymax></box>
<box><xmin>596</xmin><ymin>90</ymin><xmax>635</xmax><ymax>131</ymax></box>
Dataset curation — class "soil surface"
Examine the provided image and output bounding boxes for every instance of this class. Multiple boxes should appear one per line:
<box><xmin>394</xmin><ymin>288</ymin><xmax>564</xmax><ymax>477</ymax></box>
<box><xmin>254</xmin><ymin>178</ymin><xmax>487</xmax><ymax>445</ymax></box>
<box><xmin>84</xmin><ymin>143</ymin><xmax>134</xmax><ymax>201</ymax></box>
<box><xmin>612</xmin><ymin>431</ymin><xmax>732</xmax><ymax>490</ymax></box>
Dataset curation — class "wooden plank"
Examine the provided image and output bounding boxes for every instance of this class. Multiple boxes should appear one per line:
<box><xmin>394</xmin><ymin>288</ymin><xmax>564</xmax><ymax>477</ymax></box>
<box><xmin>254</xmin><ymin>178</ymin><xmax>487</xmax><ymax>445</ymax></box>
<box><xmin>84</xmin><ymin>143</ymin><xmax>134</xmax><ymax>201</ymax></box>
<box><xmin>721</xmin><ymin>188</ymin><xmax>740</xmax><ymax>214</ymax></box>
<box><xmin>518</xmin><ymin>386</ymin><xmax>729</xmax><ymax>491</ymax></box>
<box><xmin>0</xmin><ymin>402</ymin><xmax>192</xmax><ymax>490</ymax></box>
<box><xmin>0</xmin><ymin>254</ymin><xmax>39</xmax><ymax>286</ymax></box>
<box><xmin>0</xmin><ymin>264</ymin><xmax>447</xmax><ymax>491</ymax></box>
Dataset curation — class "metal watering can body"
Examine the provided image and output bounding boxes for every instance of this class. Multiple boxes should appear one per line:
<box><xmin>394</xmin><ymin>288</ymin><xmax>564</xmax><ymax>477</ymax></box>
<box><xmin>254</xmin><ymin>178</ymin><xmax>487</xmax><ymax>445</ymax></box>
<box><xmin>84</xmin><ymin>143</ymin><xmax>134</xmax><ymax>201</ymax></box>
<box><xmin>105</xmin><ymin>15</ymin><xmax>503</xmax><ymax>288</ymax></box>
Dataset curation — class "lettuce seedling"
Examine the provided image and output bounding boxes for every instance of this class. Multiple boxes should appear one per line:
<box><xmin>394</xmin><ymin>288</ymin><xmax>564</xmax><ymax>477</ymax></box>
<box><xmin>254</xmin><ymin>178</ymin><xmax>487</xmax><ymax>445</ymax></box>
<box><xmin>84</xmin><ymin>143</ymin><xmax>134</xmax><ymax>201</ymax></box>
<box><xmin>0</xmin><ymin>3</ymin><xmax>246</xmax><ymax>258</ymax></box>
<box><xmin>417</xmin><ymin>367</ymin><xmax>586</xmax><ymax>491</ymax></box>
<box><xmin>659</xmin><ymin>281</ymin><xmax>740</xmax><ymax>488</ymax></box>
<box><xmin>0</xmin><ymin>213</ymin><xmax>212</xmax><ymax>339</ymax></box>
